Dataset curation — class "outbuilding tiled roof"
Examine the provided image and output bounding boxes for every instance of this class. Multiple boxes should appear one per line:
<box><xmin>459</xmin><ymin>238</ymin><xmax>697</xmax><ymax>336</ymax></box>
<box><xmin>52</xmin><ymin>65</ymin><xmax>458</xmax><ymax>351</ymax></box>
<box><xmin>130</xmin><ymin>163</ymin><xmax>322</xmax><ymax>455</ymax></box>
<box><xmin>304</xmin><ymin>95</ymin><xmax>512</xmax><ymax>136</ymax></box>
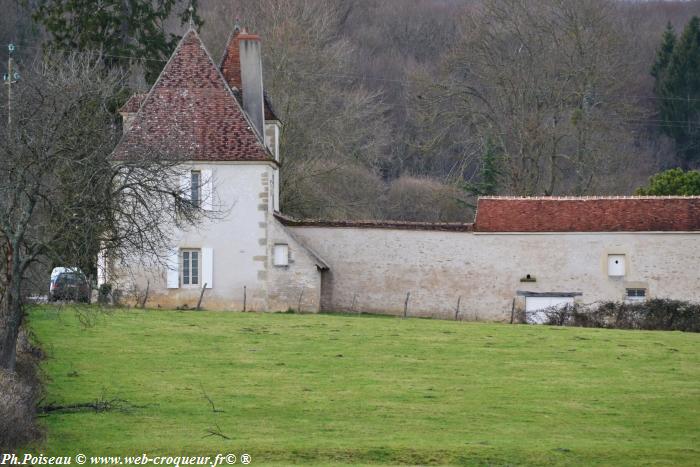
<box><xmin>274</xmin><ymin>212</ymin><xmax>474</xmax><ymax>232</ymax></box>
<box><xmin>113</xmin><ymin>29</ymin><xmax>273</xmax><ymax>162</ymax></box>
<box><xmin>474</xmin><ymin>196</ymin><xmax>700</xmax><ymax>232</ymax></box>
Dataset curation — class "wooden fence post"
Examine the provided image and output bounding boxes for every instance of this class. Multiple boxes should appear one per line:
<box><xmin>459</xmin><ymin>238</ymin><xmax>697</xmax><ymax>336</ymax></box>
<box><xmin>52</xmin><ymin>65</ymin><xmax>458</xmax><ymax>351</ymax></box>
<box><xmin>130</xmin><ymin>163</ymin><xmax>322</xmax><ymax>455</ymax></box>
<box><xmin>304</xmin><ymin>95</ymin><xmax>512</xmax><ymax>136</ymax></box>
<box><xmin>196</xmin><ymin>283</ymin><xmax>207</xmax><ymax>311</ymax></box>
<box><xmin>140</xmin><ymin>280</ymin><xmax>150</xmax><ymax>309</ymax></box>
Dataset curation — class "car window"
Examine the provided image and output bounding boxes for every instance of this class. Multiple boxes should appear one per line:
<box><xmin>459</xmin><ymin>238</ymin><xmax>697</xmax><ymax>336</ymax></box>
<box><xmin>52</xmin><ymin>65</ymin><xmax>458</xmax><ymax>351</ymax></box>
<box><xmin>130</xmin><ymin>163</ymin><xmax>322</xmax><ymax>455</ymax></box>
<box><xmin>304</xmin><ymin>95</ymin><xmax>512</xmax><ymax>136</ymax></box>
<box><xmin>58</xmin><ymin>273</ymin><xmax>85</xmax><ymax>284</ymax></box>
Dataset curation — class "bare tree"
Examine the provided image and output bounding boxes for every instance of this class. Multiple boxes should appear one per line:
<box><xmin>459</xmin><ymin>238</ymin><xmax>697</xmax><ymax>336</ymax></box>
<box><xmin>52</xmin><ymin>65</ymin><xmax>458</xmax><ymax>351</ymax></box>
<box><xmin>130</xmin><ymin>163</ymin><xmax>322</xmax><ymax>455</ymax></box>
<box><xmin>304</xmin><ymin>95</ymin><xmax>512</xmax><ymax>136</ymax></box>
<box><xmin>0</xmin><ymin>53</ymin><xmax>205</xmax><ymax>371</ymax></box>
<box><xmin>384</xmin><ymin>176</ymin><xmax>470</xmax><ymax>222</ymax></box>
<box><xmin>412</xmin><ymin>0</ymin><xmax>649</xmax><ymax>196</ymax></box>
<box><xmin>200</xmin><ymin>0</ymin><xmax>390</xmax><ymax>220</ymax></box>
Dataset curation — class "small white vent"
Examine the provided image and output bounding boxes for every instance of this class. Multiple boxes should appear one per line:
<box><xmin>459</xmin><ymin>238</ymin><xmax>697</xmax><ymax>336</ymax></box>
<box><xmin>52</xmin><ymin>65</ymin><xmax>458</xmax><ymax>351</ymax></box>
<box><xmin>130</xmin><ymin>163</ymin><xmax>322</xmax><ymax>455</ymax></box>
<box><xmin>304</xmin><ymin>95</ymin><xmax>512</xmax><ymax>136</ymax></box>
<box><xmin>608</xmin><ymin>254</ymin><xmax>625</xmax><ymax>277</ymax></box>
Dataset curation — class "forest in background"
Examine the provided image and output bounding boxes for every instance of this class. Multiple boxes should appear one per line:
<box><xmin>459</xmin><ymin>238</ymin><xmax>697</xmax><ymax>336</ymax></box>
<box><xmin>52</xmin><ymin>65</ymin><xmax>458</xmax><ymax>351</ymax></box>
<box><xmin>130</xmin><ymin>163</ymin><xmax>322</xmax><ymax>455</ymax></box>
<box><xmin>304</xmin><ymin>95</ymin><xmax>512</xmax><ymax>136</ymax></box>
<box><xmin>2</xmin><ymin>0</ymin><xmax>700</xmax><ymax>221</ymax></box>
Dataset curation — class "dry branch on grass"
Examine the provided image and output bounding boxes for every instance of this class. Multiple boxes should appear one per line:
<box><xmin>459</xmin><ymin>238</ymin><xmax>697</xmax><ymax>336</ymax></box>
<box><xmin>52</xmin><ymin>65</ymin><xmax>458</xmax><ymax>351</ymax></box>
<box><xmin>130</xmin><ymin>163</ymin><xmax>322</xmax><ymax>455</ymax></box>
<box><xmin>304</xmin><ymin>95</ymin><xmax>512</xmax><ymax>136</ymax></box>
<box><xmin>203</xmin><ymin>423</ymin><xmax>230</xmax><ymax>440</ymax></box>
<box><xmin>38</xmin><ymin>396</ymin><xmax>150</xmax><ymax>414</ymax></box>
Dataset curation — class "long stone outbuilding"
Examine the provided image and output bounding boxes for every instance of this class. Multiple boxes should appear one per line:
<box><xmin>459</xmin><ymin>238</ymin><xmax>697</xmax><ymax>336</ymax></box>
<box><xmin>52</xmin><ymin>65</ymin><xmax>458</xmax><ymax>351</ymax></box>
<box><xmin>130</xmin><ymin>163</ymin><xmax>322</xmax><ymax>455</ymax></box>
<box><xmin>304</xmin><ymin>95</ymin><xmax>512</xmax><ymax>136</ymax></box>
<box><xmin>279</xmin><ymin>197</ymin><xmax>700</xmax><ymax>320</ymax></box>
<box><xmin>108</xmin><ymin>25</ymin><xmax>700</xmax><ymax>320</ymax></box>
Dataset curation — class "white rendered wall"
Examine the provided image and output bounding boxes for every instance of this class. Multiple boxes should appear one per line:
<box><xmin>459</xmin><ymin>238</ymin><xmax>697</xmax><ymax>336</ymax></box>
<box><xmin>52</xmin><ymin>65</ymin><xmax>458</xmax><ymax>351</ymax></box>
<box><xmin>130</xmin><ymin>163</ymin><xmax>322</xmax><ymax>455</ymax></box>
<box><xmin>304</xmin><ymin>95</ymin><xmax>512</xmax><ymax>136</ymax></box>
<box><xmin>117</xmin><ymin>161</ymin><xmax>323</xmax><ymax>312</ymax></box>
<box><xmin>121</xmin><ymin>162</ymin><xmax>273</xmax><ymax>310</ymax></box>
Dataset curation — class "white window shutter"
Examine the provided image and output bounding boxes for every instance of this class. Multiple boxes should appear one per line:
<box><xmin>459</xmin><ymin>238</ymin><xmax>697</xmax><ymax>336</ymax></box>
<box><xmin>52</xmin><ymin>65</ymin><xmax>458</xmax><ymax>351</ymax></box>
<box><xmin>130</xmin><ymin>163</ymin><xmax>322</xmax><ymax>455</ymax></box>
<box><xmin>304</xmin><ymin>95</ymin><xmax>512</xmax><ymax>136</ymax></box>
<box><xmin>202</xmin><ymin>247</ymin><xmax>213</xmax><ymax>288</ymax></box>
<box><xmin>97</xmin><ymin>250</ymin><xmax>107</xmax><ymax>286</ymax></box>
<box><xmin>201</xmin><ymin>169</ymin><xmax>213</xmax><ymax>210</ymax></box>
<box><xmin>180</xmin><ymin>172</ymin><xmax>191</xmax><ymax>201</ymax></box>
<box><xmin>166</xmin><ymin>249</ymin><xmax>179</xmax><ymax>289</ymax></box>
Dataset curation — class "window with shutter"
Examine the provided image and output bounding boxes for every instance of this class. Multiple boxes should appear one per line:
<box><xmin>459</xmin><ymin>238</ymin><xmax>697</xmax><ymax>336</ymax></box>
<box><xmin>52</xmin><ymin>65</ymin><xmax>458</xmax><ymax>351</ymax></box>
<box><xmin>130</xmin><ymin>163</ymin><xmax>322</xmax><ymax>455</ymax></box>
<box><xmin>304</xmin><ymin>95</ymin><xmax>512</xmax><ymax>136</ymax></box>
<box><xmin>181</xmin><ymin>249</ymin><xmax>201</xmax><ymax>287</ymax></box>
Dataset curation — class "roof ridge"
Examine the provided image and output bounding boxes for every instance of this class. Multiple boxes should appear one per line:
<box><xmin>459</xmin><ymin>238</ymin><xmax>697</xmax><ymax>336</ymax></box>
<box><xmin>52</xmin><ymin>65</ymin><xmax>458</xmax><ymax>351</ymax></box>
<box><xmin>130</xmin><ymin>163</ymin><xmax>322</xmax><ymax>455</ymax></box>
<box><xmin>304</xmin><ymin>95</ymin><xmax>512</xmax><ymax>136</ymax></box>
<box><xmin>274</xmin><ymin>212</ymin><xmax>474</xmax><ymax>231</ymax></box>
<box><xmin>118</xmin><ymin>30</ymin><xmax>196</xmax><ymax>139</ymax></box>
<box><xmin>118</xmin><ymin>92</ymin><xmax>147</xmax><ymax>114</ymax></box>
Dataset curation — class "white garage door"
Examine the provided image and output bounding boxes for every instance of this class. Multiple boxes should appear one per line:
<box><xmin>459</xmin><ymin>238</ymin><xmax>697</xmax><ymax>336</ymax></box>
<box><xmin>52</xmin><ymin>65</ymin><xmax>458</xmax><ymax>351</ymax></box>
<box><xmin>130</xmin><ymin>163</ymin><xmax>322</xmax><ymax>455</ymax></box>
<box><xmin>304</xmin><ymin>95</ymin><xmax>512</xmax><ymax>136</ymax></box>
<box><xmin>525</xmin><ymin>296</ymin><xmax>575</xmax><ymax>324</ymax></box>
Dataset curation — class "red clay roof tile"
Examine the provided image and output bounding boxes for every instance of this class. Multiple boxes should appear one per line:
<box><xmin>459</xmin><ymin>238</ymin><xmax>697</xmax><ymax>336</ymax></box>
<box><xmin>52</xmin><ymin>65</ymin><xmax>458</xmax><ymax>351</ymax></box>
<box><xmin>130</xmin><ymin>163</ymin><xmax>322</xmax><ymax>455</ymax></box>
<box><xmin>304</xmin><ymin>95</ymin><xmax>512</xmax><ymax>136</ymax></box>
<box><xmin>113</xmin><ymin>29</ymin><xmax>273</xmax><ymax>162</ymax></box>
<box><xmin>474</xmin><ymin>197</ymin><xmax>700</xmax><ymax>232</ymax></box>
<box><xmin>118</xmin><ymin>93</ymin><xmax>147</xmax><ymax>114</ymax></box>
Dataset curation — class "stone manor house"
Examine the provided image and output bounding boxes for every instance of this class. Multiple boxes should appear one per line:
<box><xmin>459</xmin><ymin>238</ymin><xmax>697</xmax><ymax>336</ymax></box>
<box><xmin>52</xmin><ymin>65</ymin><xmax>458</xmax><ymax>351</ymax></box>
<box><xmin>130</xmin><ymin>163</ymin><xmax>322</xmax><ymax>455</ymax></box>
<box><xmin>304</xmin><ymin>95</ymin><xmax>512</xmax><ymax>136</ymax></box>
<box><xmin>110</xmin><ymin>25</ymin><xmax>700</xmax><ymax>321</ymax></box>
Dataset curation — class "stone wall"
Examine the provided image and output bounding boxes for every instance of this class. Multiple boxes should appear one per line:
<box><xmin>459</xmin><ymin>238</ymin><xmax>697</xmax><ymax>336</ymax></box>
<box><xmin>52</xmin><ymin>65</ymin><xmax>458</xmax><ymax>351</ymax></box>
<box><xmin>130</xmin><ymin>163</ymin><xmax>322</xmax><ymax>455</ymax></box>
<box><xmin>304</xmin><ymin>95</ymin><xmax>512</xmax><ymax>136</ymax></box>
<box><xmin>265</xmin><ymin>218</ymin><xmax>323</xmax><ymax>312</ymax></box>
<box><xmin>289</xmin><ymin>226</ymin><xmax>700</xmax><ymax>320</ymax></box>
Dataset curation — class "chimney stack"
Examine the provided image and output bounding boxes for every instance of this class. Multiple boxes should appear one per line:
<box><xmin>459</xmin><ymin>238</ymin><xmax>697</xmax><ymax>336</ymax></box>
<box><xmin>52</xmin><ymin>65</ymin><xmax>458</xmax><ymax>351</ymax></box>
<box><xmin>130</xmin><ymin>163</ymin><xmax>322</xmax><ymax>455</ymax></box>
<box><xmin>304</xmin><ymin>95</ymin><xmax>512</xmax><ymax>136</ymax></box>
<box><xmin>239</xmin><ymin>34</ymin><xmax>265</xmax><ymax>138</ymax></box>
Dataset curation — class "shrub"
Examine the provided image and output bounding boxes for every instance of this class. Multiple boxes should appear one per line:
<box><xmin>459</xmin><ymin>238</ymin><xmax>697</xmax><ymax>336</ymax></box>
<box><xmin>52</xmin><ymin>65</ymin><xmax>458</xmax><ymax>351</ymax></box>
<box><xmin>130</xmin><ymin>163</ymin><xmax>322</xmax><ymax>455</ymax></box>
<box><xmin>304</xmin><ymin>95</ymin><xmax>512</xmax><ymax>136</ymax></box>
<box><xmin>543</xmin><ymin>299</ymin><xmax>700</xmax><ymax>332</ymax></box>
<box><xmin>98</xmin><ymin>283</ymin><xmax>112</xmax><ymax>305</ymax></box>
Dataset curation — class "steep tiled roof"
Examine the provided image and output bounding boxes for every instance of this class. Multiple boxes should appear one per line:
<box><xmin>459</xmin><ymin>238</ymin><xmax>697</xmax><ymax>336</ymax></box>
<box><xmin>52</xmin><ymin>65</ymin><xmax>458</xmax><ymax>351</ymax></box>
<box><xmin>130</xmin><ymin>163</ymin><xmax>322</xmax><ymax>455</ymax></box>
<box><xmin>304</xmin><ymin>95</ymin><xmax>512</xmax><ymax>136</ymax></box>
<box><xmin>274</xmin><ymin>212</ymin><xmax>474</xmax><ymax>232</ymax></box>
<box><xmin>118</xmin><ymin>93</ymin><xmax>147</xmax><ymax>114</ymax></box>
<box><xmin>113</xmin><ymin>29</ymin><xmax>273</xmax><ymax>162</ymax></box>
<box><xmin>220</xmin><ymin>28</ymin><xmax>279</xmax><ymax>121</ymax></box>
<box><xmin>475</xmin><ymin>196</ymin><xmax>700</xmax><ymax>232</ymax></box>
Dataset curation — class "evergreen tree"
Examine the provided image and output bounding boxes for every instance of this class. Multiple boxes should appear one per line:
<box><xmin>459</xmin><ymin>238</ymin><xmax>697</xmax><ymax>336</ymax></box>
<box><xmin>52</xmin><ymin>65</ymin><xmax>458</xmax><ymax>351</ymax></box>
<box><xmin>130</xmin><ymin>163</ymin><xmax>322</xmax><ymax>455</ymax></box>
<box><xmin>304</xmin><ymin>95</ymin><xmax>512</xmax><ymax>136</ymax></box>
<box><xmin>654</xmin><ymin>17</ymin><xmax>700</xmax><ymax>166</ymax></box>
<box><xmin>33</xmin><ymin>0</ymin><xmax>203</xmax><ymax>84</ymax></box>
<box><xmin>464</xmin><ymin>137</ymin><xmax>501</xmax><ymax>197</ymax></box>
<box><xmin>651</xmin><ymin>22</ymin><xmax>676</xmax><ymax>93</ymax></box>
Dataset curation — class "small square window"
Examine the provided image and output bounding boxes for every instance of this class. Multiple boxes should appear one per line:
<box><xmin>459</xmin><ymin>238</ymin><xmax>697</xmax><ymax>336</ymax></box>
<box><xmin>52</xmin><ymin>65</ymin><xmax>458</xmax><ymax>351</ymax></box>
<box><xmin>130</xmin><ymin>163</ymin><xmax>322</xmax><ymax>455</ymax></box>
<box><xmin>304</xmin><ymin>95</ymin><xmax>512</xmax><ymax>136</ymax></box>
<box><xmin>626</xmin><ymin>288</ymin><xmax>646</xmax><ymax>302</ymax></box>
<box><xmin>273</xmin><ymin>244</ymin><xmax>289</xmax><ymax>266</ymax></box>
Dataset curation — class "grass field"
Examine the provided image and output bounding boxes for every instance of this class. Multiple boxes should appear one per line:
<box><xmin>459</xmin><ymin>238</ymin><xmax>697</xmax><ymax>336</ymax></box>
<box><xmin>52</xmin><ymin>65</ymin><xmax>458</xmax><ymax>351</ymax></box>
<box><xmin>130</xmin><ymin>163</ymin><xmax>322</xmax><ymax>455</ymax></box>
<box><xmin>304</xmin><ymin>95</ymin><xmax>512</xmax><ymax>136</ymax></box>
<box><xmin>27</xmin><ymin>306</ymin><xmax>700</xmax><ymax>466</ymax></box>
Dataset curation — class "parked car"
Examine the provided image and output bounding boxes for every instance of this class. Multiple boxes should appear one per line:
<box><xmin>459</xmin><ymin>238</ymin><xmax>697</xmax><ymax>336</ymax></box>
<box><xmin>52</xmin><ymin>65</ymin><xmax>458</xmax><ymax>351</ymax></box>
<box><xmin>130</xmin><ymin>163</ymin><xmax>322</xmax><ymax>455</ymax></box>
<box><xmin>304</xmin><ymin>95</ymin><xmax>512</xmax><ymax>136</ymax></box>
<box><xmin>49</xmin><ymin>267</ymin><xmax>90</xmax><ymax>303</ymax></box>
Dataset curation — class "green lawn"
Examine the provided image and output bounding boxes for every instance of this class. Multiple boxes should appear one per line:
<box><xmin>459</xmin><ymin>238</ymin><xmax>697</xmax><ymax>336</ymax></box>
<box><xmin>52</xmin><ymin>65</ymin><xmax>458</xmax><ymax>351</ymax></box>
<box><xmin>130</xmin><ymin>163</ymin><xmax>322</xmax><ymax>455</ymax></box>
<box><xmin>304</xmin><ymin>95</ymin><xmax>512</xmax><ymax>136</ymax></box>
<box><xmin>28</xmin><ymin>306</ymin><xmax>700</xmax><ymax>466</ymax></box>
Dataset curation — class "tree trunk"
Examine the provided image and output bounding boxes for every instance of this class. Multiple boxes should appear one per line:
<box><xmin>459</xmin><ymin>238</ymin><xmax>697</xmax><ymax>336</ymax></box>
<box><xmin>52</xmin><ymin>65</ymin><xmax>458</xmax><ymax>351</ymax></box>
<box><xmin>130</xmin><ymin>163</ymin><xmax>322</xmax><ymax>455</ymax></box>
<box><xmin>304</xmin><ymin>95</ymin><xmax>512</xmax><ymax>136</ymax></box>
<box><xmin>0</xmin><ymin>291</ymin><xmax>21</xmax><ymax>372</ymax></box>
<box><xmin>0</xmin><ymin>244</ymin><xmax>23</xmax><ymax>371</ymax></box>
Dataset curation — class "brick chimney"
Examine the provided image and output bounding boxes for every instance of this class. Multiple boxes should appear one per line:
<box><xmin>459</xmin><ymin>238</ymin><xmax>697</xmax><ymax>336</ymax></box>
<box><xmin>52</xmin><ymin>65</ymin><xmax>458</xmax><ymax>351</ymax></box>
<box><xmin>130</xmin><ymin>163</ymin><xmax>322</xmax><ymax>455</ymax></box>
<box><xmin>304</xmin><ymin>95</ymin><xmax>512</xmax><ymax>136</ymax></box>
<box><xmin>220</xmin><ymin>28</ymin><xmax>242</xmax><ymax>90</ymax></box>
<box><xmin>220</xmin><ymin>26</ymin><xmax>265</xmax><ymax>138</ymax></box>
